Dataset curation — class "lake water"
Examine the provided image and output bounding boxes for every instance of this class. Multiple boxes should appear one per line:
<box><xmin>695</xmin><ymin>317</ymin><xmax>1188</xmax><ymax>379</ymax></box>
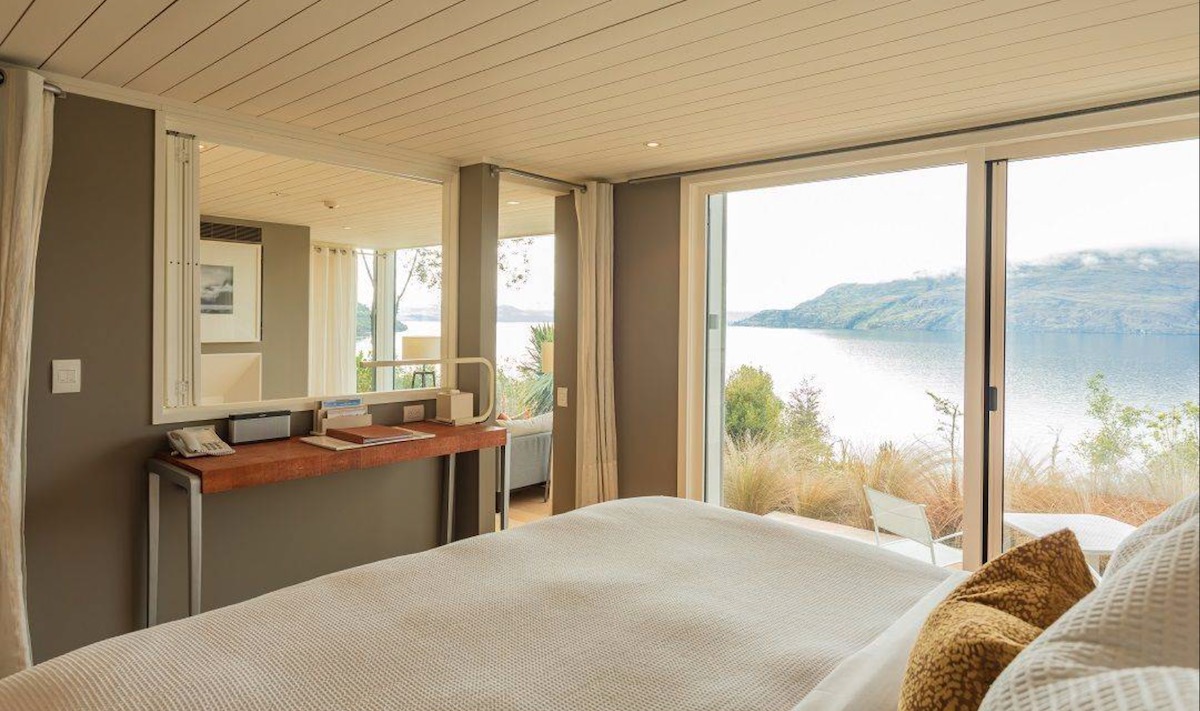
<box><xmin>373</xmin><ymin>321</ymin><xmax>1199</xmax><ymax>458</ymax></box>
<box><xmin>362</xmin><ymin>320</ymin><xmax>552</xmax><ymax>376</ymax></box>
<box><xmin>725</xmin><ymin>327</ymin><xmax>1200</xmax><ymax>454</ymax></box>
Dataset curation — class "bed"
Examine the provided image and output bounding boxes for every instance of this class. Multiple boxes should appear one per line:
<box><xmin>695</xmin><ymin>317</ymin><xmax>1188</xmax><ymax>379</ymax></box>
<box><xmin>0</xmin><ymin>497</ymin><xmax>963</xmax><ymax>711</ymax></box>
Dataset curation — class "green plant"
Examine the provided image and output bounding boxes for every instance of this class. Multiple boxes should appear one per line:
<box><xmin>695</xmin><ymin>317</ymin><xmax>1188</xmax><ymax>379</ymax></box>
<box><xmin>498</xmin><ymin>324</ymin><xmax>555</xmax><ymax>418</ymax></box>
<box><xmin>719</xmin><ymin>368</ymin><xmax>1197</xmax><ymax>534</ymax></box>
<box><xmin>724</xmin><ymin>365</ymin><xmax>783</xmax><ymax>442</ymax></box>
<box><xmin>783</xmin><ymin>377</ymin><xmax>832</xmax><ymax>459</ymax></box>
<box><xmin>355</xmin><ymin>351</ymin><xmax>374</xmax><ymax>393</ymax></box>
<box><xmin>518</xmin><ymin>323</ymin><xmax>554</xmax><ymax>378</ymax></box>
<box><xmin>1140</xmin><ymin>401</ymin><xmax>1200</xmax><ymax>502</ymax></box>
<box><xmin>926</xmin><ymin>390</ymin><xmax>962</xmax><ymax>496</ymax></box>
<box><xmin>1075</xmin><ymin>373</ymin><xmax>1145</xmax><ymax>484</ymax></box>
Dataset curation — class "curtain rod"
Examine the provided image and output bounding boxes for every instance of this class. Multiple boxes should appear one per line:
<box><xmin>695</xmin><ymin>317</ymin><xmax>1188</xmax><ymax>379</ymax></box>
<box><xmin>627</xmin><ymin>90</ymin><xmax>1200</xmax><ymax>184</ymax></box>
<box><xmin>490</xmin><ymin>165</ymin><xmax>587</xmax><ymax>193</ymax></box>
<box><xmin>0</xmin><ymin>68</ymin><xmax>65</xmax><ymax>97</ymax></box>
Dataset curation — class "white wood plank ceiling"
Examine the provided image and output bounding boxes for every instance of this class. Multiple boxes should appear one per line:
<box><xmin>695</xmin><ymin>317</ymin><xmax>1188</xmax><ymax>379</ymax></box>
<box><xmin>3</xmin><ymin>0</ymin><xmax>1197</xmax><ymax>180</ymax></box>
<box><xmin>199</xmin><ymin>142</ymin><xmax>555</xmax><ymax>247</ymax></box>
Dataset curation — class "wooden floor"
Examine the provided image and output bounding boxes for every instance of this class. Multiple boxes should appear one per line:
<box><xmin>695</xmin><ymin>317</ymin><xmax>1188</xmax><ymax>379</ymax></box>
<box><xmin>498</xmin><ymin>485</ymin><xmax>552</xmax><ymax>529</ymax></box>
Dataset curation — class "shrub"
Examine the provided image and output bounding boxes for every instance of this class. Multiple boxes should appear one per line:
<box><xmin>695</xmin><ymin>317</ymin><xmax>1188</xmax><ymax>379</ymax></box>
<box><xmin>724</xmin><ymin>365</ymin><xmax>783</xmax><ymax>441</ymax></box>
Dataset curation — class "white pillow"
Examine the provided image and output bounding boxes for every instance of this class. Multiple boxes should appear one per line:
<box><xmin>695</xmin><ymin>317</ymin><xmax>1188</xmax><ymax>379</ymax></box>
<box><xmin>497</xmin><ymin>412</ymin><xmax>553</xmax><ymax>437</ymax></box>
<box><xmin>980</xmin><ymin>515</ymin><xmax>1199</xmax><ymax>711</ymax></box>
<box><xmin>1107</xmin><ymin>492</ymin><xmax>1199</xmax><ymax>578</ymax></box>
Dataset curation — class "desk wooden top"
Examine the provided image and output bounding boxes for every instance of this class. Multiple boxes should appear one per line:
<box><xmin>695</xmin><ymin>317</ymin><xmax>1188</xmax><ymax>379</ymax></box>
<box><xmin>153</xmin><ymin>422</ymin><xmax>507</xmax><ymax>494</ymax></box>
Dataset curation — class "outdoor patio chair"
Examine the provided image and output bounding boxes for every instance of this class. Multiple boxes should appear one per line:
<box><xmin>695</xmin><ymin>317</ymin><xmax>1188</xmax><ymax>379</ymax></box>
<box><xmin>863</xmin><ymin>486</ymin><xmax>963</xmax><ymax>568</ymax></box>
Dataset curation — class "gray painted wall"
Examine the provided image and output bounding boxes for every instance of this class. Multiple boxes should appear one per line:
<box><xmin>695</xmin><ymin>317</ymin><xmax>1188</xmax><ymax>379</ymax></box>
<box><xmin>453</xmin><ymin>164</ymin><xmax>499</xmax><ymax>537</ymax></box>
<box><xmin>552</xmin><ymin>194</ymin><xmax>578</xmax><ymax>514</ymax></box>
<box><xmin>612</xmin><ymin>179</ymin><xmax>682</xmax><ymax>498</ymax></box>
<box><xmin>200</xmin><ymin>215</ymin><xmax>310</xmax><ymax>401</ymax></box>
<box><xmin>26</xmin><ymin>95</ymin><xmax>449</xmax><ymax>662</ymax></box>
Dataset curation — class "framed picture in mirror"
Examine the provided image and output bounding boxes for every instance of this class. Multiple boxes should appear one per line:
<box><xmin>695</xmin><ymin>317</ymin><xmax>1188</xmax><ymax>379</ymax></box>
<box><xmin>200</xmin><ymin>240</ymin><xmax>261</xmax><ymax>343</ymax></box>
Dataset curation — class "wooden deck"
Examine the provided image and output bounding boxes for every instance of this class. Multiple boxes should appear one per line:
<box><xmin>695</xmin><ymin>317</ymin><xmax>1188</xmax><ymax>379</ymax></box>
<box><xmin>764</xmin><ymin>511</ymin><xmax>900</xmax><ymax>546</ymax></box>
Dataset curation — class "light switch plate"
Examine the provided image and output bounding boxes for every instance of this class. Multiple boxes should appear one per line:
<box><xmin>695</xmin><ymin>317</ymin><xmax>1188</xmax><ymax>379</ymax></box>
<box><xmin>51</xmin><ymin>359</ymin><xmax>81</xmax><ymax>394</ymax></box>
<box><xmin>403</xmin><ymin>404</ymin><xmax>425</xmax><ymax>423</ymax></box>
<box><xmin>556</xmin><ymin>387</ymin><xmax>569</xmax><ymax>408</ymax></box>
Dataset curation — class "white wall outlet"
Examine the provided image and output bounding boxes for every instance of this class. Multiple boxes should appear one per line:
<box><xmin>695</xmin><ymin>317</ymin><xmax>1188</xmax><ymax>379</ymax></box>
<box><xmin>51</xmin><ymin>359</ymin><xmax>82</xmax><ymax>394</ymax></box>
<box><xmin>403</xmin><ymin>404</ymin><xmax>425</xmax><ymax>423</ymax></box>
<box><xmin>556</xmin><ymin>386</ymin><xmax>569</xmax><ymax>408</ymax></box>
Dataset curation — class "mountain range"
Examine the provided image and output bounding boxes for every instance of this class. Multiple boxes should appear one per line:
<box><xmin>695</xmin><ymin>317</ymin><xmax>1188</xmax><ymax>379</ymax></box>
<box><xmin>736</xmin><ymin>248</ymin><xmax>1199</xmax><ymax>335</ymax></box>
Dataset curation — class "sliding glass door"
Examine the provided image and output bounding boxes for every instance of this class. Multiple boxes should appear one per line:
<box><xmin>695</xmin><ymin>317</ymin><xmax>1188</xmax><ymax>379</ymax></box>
<box><xmin>994</xmin><ymin>139</ymin><xmax>1200</xmax><ymax>569</ymax></box>
<box><xmin>705</xmin><ymin>164</ymin><xmax>969</xmax><ymax>568</ymax></box>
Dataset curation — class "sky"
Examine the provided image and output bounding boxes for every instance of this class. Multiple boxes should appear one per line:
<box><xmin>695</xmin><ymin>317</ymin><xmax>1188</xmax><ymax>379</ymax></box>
<box><xmin>725</xmin><ymin>138</ymin><xmax>1200</xmax><ymax>313</ymax></box>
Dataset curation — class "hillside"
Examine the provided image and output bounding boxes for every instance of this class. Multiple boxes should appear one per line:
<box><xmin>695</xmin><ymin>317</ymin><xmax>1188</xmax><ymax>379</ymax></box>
<box><xmin>736</xmin><ymin>249</ymin><xmax>1199</xmax><ymax>335</ymax></box>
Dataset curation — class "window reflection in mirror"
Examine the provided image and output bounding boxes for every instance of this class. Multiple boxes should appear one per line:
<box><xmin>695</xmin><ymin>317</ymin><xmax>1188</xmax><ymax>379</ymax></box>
<box><xmin>192</xmin><ymin>140</ymin><xmax>444</xmax><ymax>407</ymax></box>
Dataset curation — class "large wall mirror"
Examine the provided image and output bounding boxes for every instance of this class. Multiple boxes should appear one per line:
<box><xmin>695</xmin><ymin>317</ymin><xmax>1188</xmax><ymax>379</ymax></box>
<box><xmin>155</xmin><ymin>125</ymin><xmax>453</xmax><ymax>423</ymax></box>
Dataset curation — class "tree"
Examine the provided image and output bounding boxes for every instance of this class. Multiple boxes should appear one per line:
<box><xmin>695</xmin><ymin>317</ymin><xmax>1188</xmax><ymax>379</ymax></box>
<box><xmin>926</xmin><ymin>390</ymin><xmax>962</xmax><ymax>491</ymax></box>
<box><xmin>724</xmin><ymin>365</ymin><xmax>782</xmax><ymax>442</ymax></box>
<box><xmin>1075</xmin><ymin>373</ymin><xmax>1144</xmax><ymax>483</ymax></box>
<box><xmin>784</xmin><ymin>377</ymin><xmax>831</xmax><ymax>457</ymax></box>
<box><xmin>1141</xmin><ymin>401</ymin><xmax>1200</xmax><ymax>496</ymax></box>
<box><xmin>360</xmin><ymin>240</ymin><xmax>534</xmax><ymax>327</ymax></box>
<box><xmin>498</xmin><ymin>237</ymin><xmax>534</xmax><ymax>289</ymax></box>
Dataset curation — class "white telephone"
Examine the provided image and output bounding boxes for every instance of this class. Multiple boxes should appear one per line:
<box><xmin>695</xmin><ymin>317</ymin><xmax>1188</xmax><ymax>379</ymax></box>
<box><xmin>168</xmin><ymin>426</ymin><xmax>235</xmax><ymax>458</ymax></box>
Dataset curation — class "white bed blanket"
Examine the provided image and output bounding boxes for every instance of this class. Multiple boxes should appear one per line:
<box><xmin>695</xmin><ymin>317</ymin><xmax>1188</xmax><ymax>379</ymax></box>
<box><xmin>0</xmin><ymin>497</ymin><xmax>951</xmax><ymax>710</ymax></box>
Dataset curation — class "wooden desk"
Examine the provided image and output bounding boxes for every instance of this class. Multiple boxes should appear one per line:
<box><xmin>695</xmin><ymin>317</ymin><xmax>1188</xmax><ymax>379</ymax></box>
<box><xmin>147</xmin><ymin>422</ymin><xmax>509</xmax><ymax>625</ymax></box>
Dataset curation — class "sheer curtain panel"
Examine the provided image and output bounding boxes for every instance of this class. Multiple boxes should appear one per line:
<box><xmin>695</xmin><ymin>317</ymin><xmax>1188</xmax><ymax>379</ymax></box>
<box><xmin>308</xmin><ymin>245</ymin><xmax>358</xmax><ymax>397</ymax></box>
<box><xmin>574</xmin><ymin>182</ymin><xmax>618</xmax><ymax>506</ymax></box>
<box><xmin>0</xmin><ymin>68</ymin><xmax>54</xmax><ymax>678</ymax></box>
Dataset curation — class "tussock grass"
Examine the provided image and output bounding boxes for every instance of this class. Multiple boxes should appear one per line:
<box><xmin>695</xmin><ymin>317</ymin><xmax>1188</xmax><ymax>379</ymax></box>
<box><xmin>723</xmin><ymin>434</ymin><xmax>1193</xmax><ymax>536</ymax></box>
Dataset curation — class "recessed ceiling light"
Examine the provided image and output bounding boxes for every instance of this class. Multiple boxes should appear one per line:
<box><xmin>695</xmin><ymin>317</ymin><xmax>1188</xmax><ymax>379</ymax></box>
<box><xmin>342</xmin><ymin>226</ymin><xmax>352</xmax><ymax>230</ymax></box>
<box><xmin>506</xmin><ymin>200</ymin><xmax>521</xmax><ymax>205</ymax></box>
<box><xmin>198</xmin><ymin>144</ymin><xmax>206</xmax><ymax>150</ymax></box>
<box><xmin>644</xmin><ymin>141</ymin><xmax>661</xmax><ymax>148</ymax></box>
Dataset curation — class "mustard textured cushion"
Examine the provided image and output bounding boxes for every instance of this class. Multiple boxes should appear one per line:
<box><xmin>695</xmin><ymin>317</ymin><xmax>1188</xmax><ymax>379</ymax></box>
<box><xmin>898</xmin><ymin>529</ymin><xmax>1095</xmax><ymax>711</ymax></box>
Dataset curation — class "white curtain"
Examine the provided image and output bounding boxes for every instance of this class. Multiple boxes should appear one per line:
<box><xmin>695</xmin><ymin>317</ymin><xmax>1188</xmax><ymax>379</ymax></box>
<box><xmin>0</xmin><ymin>68</ymin><xmax>54</xmax><ymax>678</ymax></box>
<box><xmin>574</xmin><ymin>182</ymin><xmax>618</xmax><ymax>506</ymax></box>
<box><xmin>308</xmin><ymin>245</ymin><xmax>358</xmax><ymax>396</ymax></box>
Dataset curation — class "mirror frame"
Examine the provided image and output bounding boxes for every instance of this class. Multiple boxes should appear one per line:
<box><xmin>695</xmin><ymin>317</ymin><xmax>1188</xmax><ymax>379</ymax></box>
<box><xmin>151</xmin><ymin>110</ymin><xmax>460</xmax><ymax>424</ymax></box>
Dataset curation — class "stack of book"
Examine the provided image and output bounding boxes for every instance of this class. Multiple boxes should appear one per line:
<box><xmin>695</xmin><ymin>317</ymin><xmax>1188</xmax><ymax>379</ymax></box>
<box><xmin>300</xmin><ymin>426</ymin><xmax>434</xmax><ymax>451</ymax></box>
<box><xmin>326</xmin><ymin>426</ymin><xmax>432</xmax><ymax>445</ymax></box>
<box><xmin>312</xmin><ymin>397</ymin><xmax>371</xmax><ymax>434</ymax></box>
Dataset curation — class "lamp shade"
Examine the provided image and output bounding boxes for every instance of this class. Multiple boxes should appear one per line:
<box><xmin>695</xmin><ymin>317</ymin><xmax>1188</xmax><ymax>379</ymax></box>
<box><xmin>401</xmin><ymin>335</ymin><xmax>441</xmax><ymax>360</ymax></box>
<box><xmin>541</xmin><ymin>340</ymin><xmax>554</xmax><ymax>375</ymax></box>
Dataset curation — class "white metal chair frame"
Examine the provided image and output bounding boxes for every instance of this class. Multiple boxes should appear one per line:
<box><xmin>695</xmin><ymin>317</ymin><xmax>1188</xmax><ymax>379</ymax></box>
<box><xmin>863</xmin><ymin>486</ymin><xmax>963</xmax><ymax>566</ymax></box>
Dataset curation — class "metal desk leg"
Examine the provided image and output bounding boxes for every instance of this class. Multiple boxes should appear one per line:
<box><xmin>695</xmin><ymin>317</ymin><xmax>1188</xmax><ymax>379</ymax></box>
<box><xmin>442</xmin><ymin>453</ymin><xmax>456</xmax><ymax>545</ymax></box>
<box><xmin>187</xmin><ymin>477</ymin><xmax>202</xmax><ymax>617</ymax></box>
<box><xmin>146</xmin><ymin>460</ymin><xmax>203</xmax><ymax>623</ymax></box>
<box><xmin>498</xmin><ymin>438</ymin><xmax>511</xmax><ymax>531</ymax></box>
<box><xmin>147</xmin><ymin>473</ymin><xmax>160</xmax><ymax>626</ymax></box>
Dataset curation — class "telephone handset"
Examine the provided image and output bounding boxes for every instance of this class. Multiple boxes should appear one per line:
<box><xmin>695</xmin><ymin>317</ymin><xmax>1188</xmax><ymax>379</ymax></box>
<box><xmin>168</xmin><ymin>426</ymin><xmax>235</xmax><ymax>458</ymax></box>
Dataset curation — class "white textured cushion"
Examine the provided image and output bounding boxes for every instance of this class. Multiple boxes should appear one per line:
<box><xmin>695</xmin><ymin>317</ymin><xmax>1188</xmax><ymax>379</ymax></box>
<box><xmin>1107</xmin><ymin>493</ymin><xmax>1199</xmax><ymax>578</ymax></box>
<box><xmin>980</xmin><ymin>515</ymin><xmax>1199</xmax><ymax>711</ymax></box>
<box><xmin>497</xmin><ymin>412</ymin><xmax>553</xmax><ymax>437</ymax></box>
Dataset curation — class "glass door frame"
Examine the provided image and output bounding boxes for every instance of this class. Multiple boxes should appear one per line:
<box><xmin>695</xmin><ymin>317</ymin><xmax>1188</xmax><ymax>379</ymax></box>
<box><xmin>982</xmin><ymin>124</ymin><xmax>1200</xmax><ymax>561</ymax></box>
<box><xmin>678</xmin><ymin>96</ymin><xmax>1198</xmax><ymax>571</ymax></box>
